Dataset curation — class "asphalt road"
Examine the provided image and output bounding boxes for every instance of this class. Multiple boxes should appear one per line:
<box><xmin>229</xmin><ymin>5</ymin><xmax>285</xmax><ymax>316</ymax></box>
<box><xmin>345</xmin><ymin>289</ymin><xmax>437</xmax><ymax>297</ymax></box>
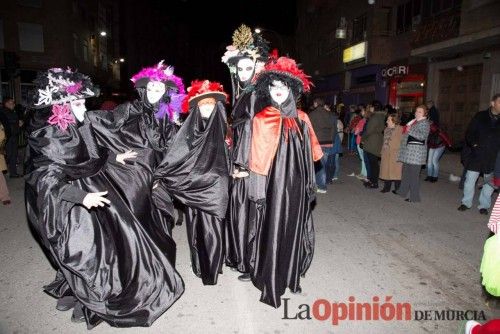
<box><xmin>0</xmin><ymin>154</ymin><xmax>499</xmax><ymax>334</ymax></box>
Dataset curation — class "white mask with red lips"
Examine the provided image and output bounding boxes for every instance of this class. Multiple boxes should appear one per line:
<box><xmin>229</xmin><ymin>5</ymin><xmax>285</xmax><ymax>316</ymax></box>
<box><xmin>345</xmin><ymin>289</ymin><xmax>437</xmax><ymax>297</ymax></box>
<box><xmin>269</xmin><ymin>80</ymin><xmax>290</xmax><ymax>106</ymax></box>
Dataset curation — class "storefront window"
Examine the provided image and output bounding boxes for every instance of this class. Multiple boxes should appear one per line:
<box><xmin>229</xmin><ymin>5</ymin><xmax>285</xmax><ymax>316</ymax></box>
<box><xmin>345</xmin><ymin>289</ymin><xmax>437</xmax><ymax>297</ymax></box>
<box><xmin>1</xmin><ymin>83</ymin><xmax>11</xmax><ymax>101</ymax></box>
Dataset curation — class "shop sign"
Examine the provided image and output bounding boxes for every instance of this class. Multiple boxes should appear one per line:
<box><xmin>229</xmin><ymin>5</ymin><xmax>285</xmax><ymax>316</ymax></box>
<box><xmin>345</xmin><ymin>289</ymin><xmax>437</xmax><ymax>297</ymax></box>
<box><xmin>343</xmin><ymin>42</ymin><xmax>367</xmax><ymax>63</ymax></box>
<box><xmin>381</xmin><ymin>65</ymin><xmax>409</xmax><ymax>78</ymax></box>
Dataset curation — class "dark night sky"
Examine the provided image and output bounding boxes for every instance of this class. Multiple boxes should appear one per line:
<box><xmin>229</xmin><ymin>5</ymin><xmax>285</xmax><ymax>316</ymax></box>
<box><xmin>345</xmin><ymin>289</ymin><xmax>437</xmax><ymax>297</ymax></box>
<box><xmin>119</xmin><ymin>0</ymin><xmax>297</xmax><ymax>94</ymax></box>
<box><xmin>164</xmin><ymin>0</ymin><xmax>297</xmax><ymax>38</ymax></box>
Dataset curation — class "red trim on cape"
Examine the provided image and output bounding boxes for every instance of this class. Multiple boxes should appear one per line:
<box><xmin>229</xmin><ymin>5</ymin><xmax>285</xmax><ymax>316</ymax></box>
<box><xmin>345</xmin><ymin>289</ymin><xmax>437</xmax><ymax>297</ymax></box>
<box><xmin>249</xmin><ymin>106</ymin><xmax>323</xmax><ymax>176</ymax></box>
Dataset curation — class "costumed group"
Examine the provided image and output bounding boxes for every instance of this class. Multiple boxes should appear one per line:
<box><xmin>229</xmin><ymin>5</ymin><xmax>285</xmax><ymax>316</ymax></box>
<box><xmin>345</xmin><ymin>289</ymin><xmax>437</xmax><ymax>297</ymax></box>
<box><xmin>24</xmin><ymin>24</ymin><xmax>323</xmax><ymax>328</ymax></box>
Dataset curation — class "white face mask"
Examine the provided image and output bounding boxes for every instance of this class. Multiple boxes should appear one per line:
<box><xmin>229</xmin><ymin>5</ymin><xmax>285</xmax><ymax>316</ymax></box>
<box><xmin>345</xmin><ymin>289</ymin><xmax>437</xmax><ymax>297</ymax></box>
<box><xmin>237</xmin><ymin>58</ymin><xmax>256</xmax><ymax>83</ymax></box>
<box><xmin>146</xmin><ymin>81</ymin><xmax>166</xmax><ymax>104</ymax></box>
<box><xmin>199</xmin><ymin>103</ymin><xmax>216</xmax><ymax>119</ymax></box>
<box><xmin>70</xmin><ymin>99</ymin><xmax>86</xmax><ymax>122</ymax></box>
<box><xmin>269</xmin><ymin>80</ymin><xmax>290</xmax><ymax>106</ymax></box>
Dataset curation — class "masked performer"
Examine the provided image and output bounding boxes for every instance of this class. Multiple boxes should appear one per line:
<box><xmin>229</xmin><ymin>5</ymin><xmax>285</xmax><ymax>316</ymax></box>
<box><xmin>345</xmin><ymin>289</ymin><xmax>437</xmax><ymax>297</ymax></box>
<box><xmin>154</xmin><ymin>80</ymin><xmax>230</xmax><ymax>285</ymax></box>
<box><xmin>25</xmin><ymin>68</ymin><xmax>184</xmax><ymax>328</ymax></box>
<box><xmin>248</xmin><ymin>57</ymin><xmax>323</xmax><ymax>307</ymax></box>
<box><xmin>221</xmin><ymin>24</ymin><xmax>269</xmax><ymax>280</ymax></box>
<box><xmin>86</xmin><ymin>61</ymin><xmax>185</xmax><ymax>248</ymax></box>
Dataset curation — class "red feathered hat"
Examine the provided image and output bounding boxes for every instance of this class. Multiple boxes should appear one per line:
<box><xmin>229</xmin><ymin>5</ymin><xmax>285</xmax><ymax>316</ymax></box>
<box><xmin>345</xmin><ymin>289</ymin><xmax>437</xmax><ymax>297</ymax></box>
<box><xmin>259</xmin><ymin>56</ymin><xmax>312</xmax><ymax>92</ymax></box>
<box><xmin>182</xmin><ymin>80</ymin><xmax>229</xmax><ymax>113</ymax></box>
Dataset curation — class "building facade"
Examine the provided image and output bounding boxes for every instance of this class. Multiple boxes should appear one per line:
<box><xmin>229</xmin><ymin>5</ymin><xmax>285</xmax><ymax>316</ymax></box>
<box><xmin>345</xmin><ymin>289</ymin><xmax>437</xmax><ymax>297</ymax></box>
<box><xmin>297</xmin><ymin>0</ymin><xmax>498</xmax><ymax>143</ymax></box>
<box><xmin>297</xmin><ymin>0</ymin><xmax>428</xmax><ymax>108</ymax></box>
<box><xmin>411</xmin><ymin>0</ymin><xmax>500</xmax><ymax>144</ymax></box>
<box><xmin>0</xmin><ymin>0</ymin><xmax>121</xmax><ymax>106</ymax></box>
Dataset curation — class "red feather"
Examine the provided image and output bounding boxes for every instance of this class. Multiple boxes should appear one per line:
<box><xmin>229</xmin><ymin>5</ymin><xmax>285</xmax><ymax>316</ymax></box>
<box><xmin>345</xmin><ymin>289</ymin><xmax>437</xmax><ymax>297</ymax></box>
<box><xmin>269</xmin><ymin>49</ymin><xmax>279</xmax><ymax>60</ymax></box>
<box><xmin>264</xmin><ymin>57</ymin><xmax>312</xmax><ymax>92</ymax></box>
<box><xmin>182</xmin><ymin>80</ymin><xmax>229</xmax><ymax>113</ymax></box>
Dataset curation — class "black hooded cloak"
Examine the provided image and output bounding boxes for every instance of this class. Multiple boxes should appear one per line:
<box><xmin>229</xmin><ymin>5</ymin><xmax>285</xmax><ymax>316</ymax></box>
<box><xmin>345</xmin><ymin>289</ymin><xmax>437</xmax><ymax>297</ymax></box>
<box><xmin>153</xmin><ymin>101</ymin><xmax>230</xmax><ymax>285</ymax></box>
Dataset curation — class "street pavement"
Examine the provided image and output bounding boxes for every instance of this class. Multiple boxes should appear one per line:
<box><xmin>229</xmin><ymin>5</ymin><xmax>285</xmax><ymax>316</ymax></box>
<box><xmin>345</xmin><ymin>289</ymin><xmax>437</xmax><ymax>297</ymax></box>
<box><xmin>0</xmin><ymin>153</ymin><xmax>499</xmax><ymax>334</ymax></box>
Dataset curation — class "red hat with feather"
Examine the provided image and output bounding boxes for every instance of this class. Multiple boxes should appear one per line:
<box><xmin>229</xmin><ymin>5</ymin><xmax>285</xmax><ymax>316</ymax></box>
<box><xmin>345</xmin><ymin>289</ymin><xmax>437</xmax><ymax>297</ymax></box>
<box><xmin>182</xmin><ymin>80</ymin><xmax>229</xmax><ymax>113</ymax></box>
<box><xmin>257</xmin><ymin>56</ymin><xmax>312</xmax><ymax>93</ymax></box>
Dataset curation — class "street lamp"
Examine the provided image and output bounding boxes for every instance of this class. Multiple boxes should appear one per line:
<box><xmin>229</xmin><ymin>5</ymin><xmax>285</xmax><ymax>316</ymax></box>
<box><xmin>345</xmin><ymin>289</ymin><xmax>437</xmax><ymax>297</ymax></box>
<box><xmin>335</xmin><ymin>17</ymin><xmax>347</xmax><ymax>39</ymax></box>
<box><xmin>119</xmin><ymin>58</ymin><xmax>125</xmax><ymax>63</ymax></box>
<box><xmin>100</xmin><ymin>31</ymin><xmax>107</xmax><ymax>37</ymax></box>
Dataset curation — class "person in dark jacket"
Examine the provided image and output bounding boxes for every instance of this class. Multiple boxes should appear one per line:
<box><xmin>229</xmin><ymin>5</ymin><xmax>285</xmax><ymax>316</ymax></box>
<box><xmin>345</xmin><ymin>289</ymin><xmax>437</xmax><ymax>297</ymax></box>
<box><xmin>426</xmin><ymin>100</ymin><xmax>440</xmax><ymax>125</ymax></box>
<box><xmin>312</xmin><ymin>100</ymin><xmax>337</xmax><ymax>193</ymax></box>
<box><xmin>0</xmin><ymin>97</ymin><xmax>21</xmax><ymax>177</ymax></box>
<box><xmin>425</xmin><ymin>122</ymin><xmax>452</xmax><ymax>182</ymax></box>
<box><xmin>458</xmin><ymin>94</ymin><xmax>500</xmax><ymax>215</ymax></box>
<box><xmin>361</xmin><ymin>103</ymin><xmax>386</xmax><ymax>189</ymax></box>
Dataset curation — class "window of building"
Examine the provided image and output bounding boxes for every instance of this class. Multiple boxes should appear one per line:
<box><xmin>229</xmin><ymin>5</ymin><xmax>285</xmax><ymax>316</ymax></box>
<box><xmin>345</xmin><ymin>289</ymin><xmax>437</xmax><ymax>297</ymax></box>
<box><xmin>404</xmin><ymin>2</ymin><xmax>412</xmax><ymax>30</ymax></box>
<box><xmin>352</xmin><ymin>14</ymin><xmax>367</xmax><ymax>43</ymax></box>
<box><xmin>423</xmin><ymin>0</ymin><xmax>461</xmax><ymax>17</ymax></box>
<box><xmin>73</xmin><ymin>33</ymin><xmax>79</xmax><ymax>59</ymax></box>
<box><xmin>396</xmin><ymin>0</ymin><xmax>424</xmax><ymax>34</ymax></box>
<box><xmin>1</xmin><ymin>83</ymin><xmax>11</xmax><ymax>101</ymax></box>
<box><xmin>20</xmin><ymin>83</ymin><xmax>35</xmax><ymax>105</ymax></box>
<box><xmin>101</xmin><ymin>53</ymin><xmax>107</xmax><ymax>71</ymax></box>
<box><xmin>82</xmin><ymin>40</ymin><xmax>89</xmax><ymax>62</ymax></box>
<box><xmin>385</xmin><ymin>7</ymin><xmax>393</xmax><ymax>35</ymax></box>
<box><xmin>17</xmin><ymin>0</ymin><xmax>42</xmax><ymax>7</ymax></box>
<box><xmin>18</xmin><ymin>23</ymin><xmax>44</xmax><ymax>52</ymax></box>
<box><xmin>0</xmin><ymin>20</ymin><xmax>4</xmax><ymax>49</ymax></box>
<box><xmin>1</xmin><ymin>70</ymin><xmax>12</xmax><ymax>101</ymax></box>
<box><xmin>413</xmin><ymin>0</ymin><xmax>422</xmax><ymax>16</ymax></box>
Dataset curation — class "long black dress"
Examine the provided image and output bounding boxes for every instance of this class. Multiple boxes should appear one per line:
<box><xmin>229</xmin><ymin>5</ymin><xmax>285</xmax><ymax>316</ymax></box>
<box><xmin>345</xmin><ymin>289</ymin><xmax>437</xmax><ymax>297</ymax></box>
<box><xmin>225</xmin><ymin>87</ymin><xmax>262</xmax><ymax>273</ymax></box>
<box><xmin>154</xmin><ymin>101</ymin><xmax>230</xmax><ymax>285</ymax></box>
<box><xmin>25</xmin><ymin>115</ymin><xmax>184</xmax><ymax>328</ymax></box>
<box><xmin>86</xmin><ymin>99</ymin><xmax>179</xmax><ymax>263</ymax></box>
<box><xmin>247</xmin><ymin>102</ymin><xmax>321</xmax><ymax>308</ymax></box>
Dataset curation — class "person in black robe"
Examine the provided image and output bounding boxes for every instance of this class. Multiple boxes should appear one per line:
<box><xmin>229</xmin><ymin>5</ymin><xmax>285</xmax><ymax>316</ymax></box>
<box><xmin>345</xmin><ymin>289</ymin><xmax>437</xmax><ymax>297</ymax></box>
<box><xmin>221</xmin><ymin>24</ymin><xmax>269</xmax><ymax>280</ymax></box>
<box><xmin>153</xmin><ymin>80</ymin><xmax>230</xmax><ymax>285</ymax></box>
<box><xmin>25</xmin><ymin>68</ymin><xmax>184</xmax><ymax>328</ymax></box>
<box><xmin>246</xmin><ymin>57</ymin><xmax>323</xmax><ymax>308</ymax></box>
<box><xmin>85</xmin><ymin>62</ymin><xmax>186</xmax><ymax>251</ymax></box>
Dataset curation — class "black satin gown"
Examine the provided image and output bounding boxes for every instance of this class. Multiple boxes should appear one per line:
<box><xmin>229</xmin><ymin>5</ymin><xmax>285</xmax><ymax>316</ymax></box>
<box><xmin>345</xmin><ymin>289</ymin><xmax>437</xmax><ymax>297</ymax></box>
<box><xmin>248</xmin><ymin>116</ymin><xmax>316</xmax><ymax>308</ymax></box>
<box><xmin>86</xmin><ymin>100</ymin><xmax>179</xmax><ymax>264</ymax></box>
<box><xmin>226</xmin><ymin>88</ymin><xmax>257</xmax><ymax>273</ymax></box>
<box><xmin>154</xmin><ymin>101</ymin><xmax>230</xmax><ymax>285</ymax></box>
<box><xmin>25</xmin><ymin>119</ymin><xmax>184</xmax><ymax>328</ymax></box>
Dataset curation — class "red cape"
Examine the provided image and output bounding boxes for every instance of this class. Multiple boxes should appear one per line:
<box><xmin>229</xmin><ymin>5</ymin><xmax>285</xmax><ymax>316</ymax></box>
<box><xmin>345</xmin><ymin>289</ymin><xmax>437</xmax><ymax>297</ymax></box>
<box><xmin>249</xmin><ymin>106</ymin><xmax>323</xmax><ymax>176</ymax></box>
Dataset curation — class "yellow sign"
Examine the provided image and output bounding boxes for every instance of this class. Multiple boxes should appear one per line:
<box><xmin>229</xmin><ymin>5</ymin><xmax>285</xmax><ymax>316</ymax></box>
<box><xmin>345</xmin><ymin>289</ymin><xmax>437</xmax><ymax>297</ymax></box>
<box><xmin>343</xmin><ymin>42</ymin><xmax>367</xmax><ymax>63</ymax></box>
